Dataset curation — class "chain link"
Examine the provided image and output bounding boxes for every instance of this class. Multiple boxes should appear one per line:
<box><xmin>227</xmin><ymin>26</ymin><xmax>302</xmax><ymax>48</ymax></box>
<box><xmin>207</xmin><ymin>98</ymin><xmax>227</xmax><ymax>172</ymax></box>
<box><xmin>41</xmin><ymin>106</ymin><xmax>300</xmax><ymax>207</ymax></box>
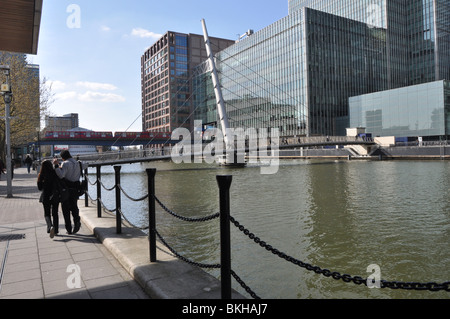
<box><xmin>230</xmin><ymin>215</ymin><xmax>450</xmax><ymax>293</ymax></box>
<box><xmin>231</xmin><ymin>270</ymin><xmax>261</xmax><ymax>299</ymax></box>
<box><xmin>117</xmin><ymin>208</ymin><xmax>149</xmax><ymax>231</ymax></box>
<box><xmin>154</xmin><ymin>195</ymin><xmax>220</xmax><ymax>222</ymax></box>
<box><xmin>99</xmin><ymin>180</ymin><xmax>116</xmax><ymax>191</ymax></box>
<box><xmin>117</xmin><ymin>184</ymin><xmax>149</xmax><ymax>202</ymax></box>
<box><xmin>85</xmin><ymin>175</ymin><xmax>98</xmax><ymax>186</ymax></box>
<box><xmin>155</xmin><ymin>228</ymin><xmax>220</xmax><ymax>269</ymax></box>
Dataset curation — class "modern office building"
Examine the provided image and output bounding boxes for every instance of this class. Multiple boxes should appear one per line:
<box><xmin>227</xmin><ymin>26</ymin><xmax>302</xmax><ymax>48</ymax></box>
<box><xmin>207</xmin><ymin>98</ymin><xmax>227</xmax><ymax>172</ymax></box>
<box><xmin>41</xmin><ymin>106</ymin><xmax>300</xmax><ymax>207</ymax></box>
<box><xmin>141</xmin><ymin>32</ymin><xmax>234</xmax><ymax>133</ymax></box>
<box><xmin>194</xmin><ymin>0</ymin><xmax>450</xmax><ymax>138</ymax></box>
<box><xmin>289</xmin><ymin>0</ymin><xmax>450</xmax><ymax>87</ymax></box>
<box><xmin>349</xmin><ymin>80</ymin><xmax>450</xmax><ymax>138</ymax></box>
<box><xmin>195</xmin><ymin>7</ymin><xmax>389</xmax><ymax>136</ymax></box>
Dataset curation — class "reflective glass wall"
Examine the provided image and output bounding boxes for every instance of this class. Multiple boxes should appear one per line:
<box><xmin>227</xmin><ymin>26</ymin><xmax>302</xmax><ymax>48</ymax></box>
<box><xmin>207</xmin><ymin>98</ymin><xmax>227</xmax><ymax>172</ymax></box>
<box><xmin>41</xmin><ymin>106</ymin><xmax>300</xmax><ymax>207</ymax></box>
<box><xmin>306</xmin><ymin>9</ymin><xmax>388</xmax><ymax>135</ymax></box>
<box><xmin>216</xmin><ymin>9</ymin><xmax>309</xmax><ymax>137</ymax></box>
<box><xmin>209</xmin><ymin>8</ymin><xmax>388</xmax><ymax>136</ymax></box>
<box><xmin>289</xmin><ymin>0</ymin><xmax>450</xmax><ymax>87</ymax></box>
<box><xmin>349</xmin><ymin>80</ymin><xmax>450</xmax><ymax>137</ymax></box>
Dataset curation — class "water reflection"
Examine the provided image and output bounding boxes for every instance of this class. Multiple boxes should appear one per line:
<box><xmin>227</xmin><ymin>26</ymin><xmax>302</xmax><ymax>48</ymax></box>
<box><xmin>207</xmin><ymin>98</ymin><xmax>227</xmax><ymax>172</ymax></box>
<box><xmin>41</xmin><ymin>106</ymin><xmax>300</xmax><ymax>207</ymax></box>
<box><xmin>87</xmin><ymin>160</ymin><xmax>450</xmax><ymax>299</ymax></box>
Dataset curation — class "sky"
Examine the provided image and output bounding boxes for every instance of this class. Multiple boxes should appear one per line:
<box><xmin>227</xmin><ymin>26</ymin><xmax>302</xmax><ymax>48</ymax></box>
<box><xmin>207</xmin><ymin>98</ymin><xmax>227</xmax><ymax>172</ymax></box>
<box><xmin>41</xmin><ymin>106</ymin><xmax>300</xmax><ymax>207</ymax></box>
<box><xmin>30</xmin><ymin>0</ymin><xmax>289</xmax><ymax>132</ymax></box>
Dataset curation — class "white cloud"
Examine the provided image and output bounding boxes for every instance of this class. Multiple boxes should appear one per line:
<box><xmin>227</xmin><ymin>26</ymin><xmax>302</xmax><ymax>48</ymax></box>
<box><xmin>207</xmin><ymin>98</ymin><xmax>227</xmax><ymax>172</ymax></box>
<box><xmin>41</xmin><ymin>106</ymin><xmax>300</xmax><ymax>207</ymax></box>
<box><xmin>101</xmin><ymin>25</ymin><xmax>111</xmax><ymax>32</ymax></box>
<box><xmin>51</xmin><ymin>81</ymin><xmax>125</xmax><ymax>104</ymax></box>
<box><xmin>76</xmin><ymin>81</ymin><xmax>118</xmax><ymax>91</ymax></box>
<box><xmin>55</xmin><ymin>91</ymin><xmax>77</xmax><ymax>101</ymax></box>
<box><xmin>78</xmin><ymin>91</ymin><xmax>126</xmax><ymax>103</ymax></box>
<box><xmin>131</xmin><ymin>28</ymin><xmax>162</xmax><ymax>40</ymax></box>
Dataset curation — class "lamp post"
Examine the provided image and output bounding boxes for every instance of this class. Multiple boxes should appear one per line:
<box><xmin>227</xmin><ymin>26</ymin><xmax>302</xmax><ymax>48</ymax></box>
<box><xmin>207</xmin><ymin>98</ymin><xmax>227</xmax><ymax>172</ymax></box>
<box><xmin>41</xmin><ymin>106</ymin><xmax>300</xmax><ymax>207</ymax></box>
<box><xmin>36</xmin><ymin>127</ymin><xmax>41</xmax><ymax>163</ymax></box>
<box><xmin>1</xmin><ymin>65</ymin><xmax>13</xmax><ymax>198</ymax></box>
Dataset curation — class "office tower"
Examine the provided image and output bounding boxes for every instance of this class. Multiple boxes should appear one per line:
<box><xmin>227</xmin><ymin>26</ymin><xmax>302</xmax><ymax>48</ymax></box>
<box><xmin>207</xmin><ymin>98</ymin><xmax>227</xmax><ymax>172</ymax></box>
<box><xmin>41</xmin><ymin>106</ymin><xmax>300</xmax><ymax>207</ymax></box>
<box><xmin>141</xmin><ymin>32</ymin><xmax>234</xmax><ymax>133</ymax></box>
<box><xmin>194</xmin><ymin>0</ymin><xmax>450</xmax><ymax>137</ymax></box>
<box><xmin>194</xmin><ymin>7</ymin><xmax>388</xmax><ymax>136</ymax></box>
<box><xmin>289</xmin><ymin>0</ymin><xmax>450</xmax><ymax>86</ymax></box>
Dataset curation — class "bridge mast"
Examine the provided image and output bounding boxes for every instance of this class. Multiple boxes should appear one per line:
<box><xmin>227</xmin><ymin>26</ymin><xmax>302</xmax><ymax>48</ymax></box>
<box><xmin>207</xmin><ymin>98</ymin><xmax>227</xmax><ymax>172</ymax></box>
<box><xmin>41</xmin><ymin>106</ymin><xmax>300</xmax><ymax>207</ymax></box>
<box><xmin>201</xmin><ymin>19</ymin><xmax>234</xmax><ymax>163</ymax></box>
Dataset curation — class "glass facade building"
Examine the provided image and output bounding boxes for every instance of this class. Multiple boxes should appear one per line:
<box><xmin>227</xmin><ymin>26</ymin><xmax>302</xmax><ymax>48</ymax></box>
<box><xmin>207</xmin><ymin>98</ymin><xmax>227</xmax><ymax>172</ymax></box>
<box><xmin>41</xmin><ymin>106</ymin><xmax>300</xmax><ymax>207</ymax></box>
<box><xmin>289</xmin><ymin>0</ymin><xmax>450</xmax><ymax>87</ymax></box>
<box><xmin>194</xmin><ymin>7</ymin><xmax>388</xmax><ymax>136</ymax></box>
<box><xmin>349</xmin><ymin>80</ymin><xmax>450</xmax><ymax>137</ymax></box>
<box><xmin>193</xmin><ymin>0</ymin><xmax>450</xmax><ymax>138</ymax></box>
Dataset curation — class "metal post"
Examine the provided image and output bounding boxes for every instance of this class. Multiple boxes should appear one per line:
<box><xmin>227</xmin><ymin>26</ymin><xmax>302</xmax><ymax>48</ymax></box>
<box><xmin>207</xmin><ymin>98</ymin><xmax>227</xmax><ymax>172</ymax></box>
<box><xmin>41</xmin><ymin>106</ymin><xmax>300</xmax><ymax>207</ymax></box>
<box><xmin>202</xmin><ymin>19</ymin><xmax>233</xmax><ymax>162</ymax></box>
<box><xmin>147</xmin><ymin>168</ymin><xmax>157</xmax><ymax>262</ymax></box>
<box><xmin>114</xmin><ymin>166</ymin><xmax>122</xmax><ymax>234</ymax></box>
<box><xmin>4</xmin><ymin>97</ymin><xmax>12</xmax><ymax>198</ymax></box>
<box><xmin>1</xmin><ymin>65</ymin><xmax>13</xmax><ymax>198</ymax></box>
<box><xmin>96</xmin><ymin>165</ymin><xmax>102</xmax><ymax>218</ymax></box>
<box><xmin>216</xmin><ymin>175</ymin><xmax>232</xmax><ymax>299</ymax></box>
<box><xmin>37</xmin><ymin>129</ymin><xmax>41</xmax><ymax>163</ymax></box>
<box><xmin>84</xmin><ymin>168</ymin><xmax>88</xmax><ymax>207</ymax></box>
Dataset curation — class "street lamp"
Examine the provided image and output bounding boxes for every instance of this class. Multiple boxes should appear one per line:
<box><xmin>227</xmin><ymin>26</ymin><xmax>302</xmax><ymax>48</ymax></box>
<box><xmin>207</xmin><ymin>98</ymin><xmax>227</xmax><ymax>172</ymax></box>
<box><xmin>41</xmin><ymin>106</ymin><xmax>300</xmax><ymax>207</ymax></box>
<box><xmin>36</xmin><ymin>126</ymin><xmax>41</xmax><ymax>163</ymax></box>
<box><xmin>1</xmin><ymin>65</ymin><xmax>13</xmax><ymax>198</ymax></box>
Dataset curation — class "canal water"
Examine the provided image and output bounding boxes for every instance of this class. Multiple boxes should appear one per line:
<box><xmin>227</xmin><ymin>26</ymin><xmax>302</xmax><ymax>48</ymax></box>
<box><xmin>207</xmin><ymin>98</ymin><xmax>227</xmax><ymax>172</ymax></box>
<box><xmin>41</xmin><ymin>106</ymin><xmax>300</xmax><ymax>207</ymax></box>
<box><xmin>87</xmin><ymin>160</ymin><xmax>449</xmax><ymax>299</ymax></box>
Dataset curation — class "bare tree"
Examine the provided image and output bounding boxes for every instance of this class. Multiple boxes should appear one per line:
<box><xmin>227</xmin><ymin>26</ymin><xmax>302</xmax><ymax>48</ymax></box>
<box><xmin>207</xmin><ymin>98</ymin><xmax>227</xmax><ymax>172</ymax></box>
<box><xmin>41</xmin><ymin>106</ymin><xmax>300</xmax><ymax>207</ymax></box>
<box><xmin>0</xmin><ymin>52</ymin><xmax>54</xmax><ymax>163</ymax></box>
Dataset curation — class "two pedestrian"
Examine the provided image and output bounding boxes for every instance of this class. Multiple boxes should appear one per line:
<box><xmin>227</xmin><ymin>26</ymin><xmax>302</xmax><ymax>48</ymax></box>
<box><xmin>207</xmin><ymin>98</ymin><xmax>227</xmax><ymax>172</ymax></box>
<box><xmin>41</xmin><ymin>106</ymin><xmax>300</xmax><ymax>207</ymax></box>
<box><xmin>53</xmin><ymin>150</ymin><xmax>81</xmax><ymax>234</ymax></box>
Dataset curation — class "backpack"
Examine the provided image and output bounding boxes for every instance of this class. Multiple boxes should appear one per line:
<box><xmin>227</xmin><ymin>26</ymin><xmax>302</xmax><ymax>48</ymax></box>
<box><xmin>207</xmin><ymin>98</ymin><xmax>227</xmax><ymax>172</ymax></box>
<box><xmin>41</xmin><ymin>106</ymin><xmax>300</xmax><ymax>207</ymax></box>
<box><xmin>77</xmin><ymin>161</ymin><xmax>88</xmax><ymax>197</ymax></box>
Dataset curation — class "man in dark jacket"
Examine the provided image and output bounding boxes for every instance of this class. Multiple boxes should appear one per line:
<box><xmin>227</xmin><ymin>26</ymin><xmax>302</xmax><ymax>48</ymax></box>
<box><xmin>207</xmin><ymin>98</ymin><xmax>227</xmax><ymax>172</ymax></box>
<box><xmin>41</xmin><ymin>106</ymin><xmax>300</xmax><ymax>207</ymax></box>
<box><xmin>53</xmin><ymin>150</ymin><xmax>81</xmax><ymax>234</ymax></box>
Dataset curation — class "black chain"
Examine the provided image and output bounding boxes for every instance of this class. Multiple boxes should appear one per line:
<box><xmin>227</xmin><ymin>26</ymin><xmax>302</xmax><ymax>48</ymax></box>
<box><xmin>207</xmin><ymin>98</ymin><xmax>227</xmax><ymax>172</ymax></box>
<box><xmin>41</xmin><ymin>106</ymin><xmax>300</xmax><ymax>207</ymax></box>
<box><xmin>86</xmin><ymin>175</ymin><xmax>98</xmax><ymax>186</ymax></box>
<box><xmin>117</xmin><ymin>208</ymin><xmax>149</xmax><ymax>231</ymax></box>
<box><xmin>117</xmin><ymin>184</ymin><xmax>148</xmax><ymax>202</ymax></box>
<box><xmin>230</xmin><ymin>215</ymin><xmax>450</xmax><ymax>293</ymax></box>
<box><xmin>155</xmin><ymin>228</ymin><xmax>220</xmax><ymax>269</ymax></box>
<box><xmin>154</xmin><ymin>195</ymin><xmax>220</xmax><ymax>222</ymax></box>
<box><xmin>231</xmin><ymin>270</ymin><xmax>261</xmax><ymax>299</ymax></box>
<box><xmin>99</xmin><ymin>180</ymin><xmax>116</xmax><ymax>191</ymax></box>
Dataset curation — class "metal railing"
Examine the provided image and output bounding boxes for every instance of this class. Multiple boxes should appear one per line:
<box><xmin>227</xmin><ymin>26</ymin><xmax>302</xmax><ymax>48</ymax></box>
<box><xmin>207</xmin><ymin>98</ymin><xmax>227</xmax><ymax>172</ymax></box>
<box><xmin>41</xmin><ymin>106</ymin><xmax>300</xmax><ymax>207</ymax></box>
<box><xmin>83</xmin><ymin>166</ymin><xmax>450</xmax><ymax>299</ymax></box>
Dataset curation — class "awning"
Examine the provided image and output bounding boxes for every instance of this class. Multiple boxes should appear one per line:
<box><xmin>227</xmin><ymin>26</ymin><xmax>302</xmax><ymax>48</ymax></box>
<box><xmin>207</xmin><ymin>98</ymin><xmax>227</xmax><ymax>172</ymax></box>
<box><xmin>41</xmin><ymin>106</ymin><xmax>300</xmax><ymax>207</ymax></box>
<box><xmin>0</xmin><ymin>0</ymin><xmax>43</xmax><ymax>55</ymax></box>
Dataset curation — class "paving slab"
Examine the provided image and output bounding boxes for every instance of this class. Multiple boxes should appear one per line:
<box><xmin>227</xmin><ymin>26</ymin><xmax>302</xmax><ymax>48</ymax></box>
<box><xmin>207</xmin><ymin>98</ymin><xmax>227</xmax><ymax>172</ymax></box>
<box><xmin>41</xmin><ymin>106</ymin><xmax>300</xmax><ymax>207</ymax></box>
<box><xmin>0</xmin><ymin>167</ymin><xmax>149</xmax><ymax>299</ymax></box>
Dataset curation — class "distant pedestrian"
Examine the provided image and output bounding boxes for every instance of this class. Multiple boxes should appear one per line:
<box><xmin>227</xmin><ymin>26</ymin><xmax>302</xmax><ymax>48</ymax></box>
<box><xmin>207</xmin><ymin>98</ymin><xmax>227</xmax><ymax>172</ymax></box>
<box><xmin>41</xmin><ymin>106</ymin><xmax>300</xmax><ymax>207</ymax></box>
<box><xmin>37</xmin><ymin>160</ymin><xmax>60</xmax><ymax>238</ymax></box>
<box><xmin>11</xmin><ymin>159</ymin><xmax>14</xmax><ymax>180</ymax></box>
<box><xmin>0</xmin><ymin>159</ymin><xmax>5</xmax><ymax>180</ymax></box>
<box><xmin>24</xmin><ymin>154</ymin><xmax>33</xmax><ymax>174</ymax></box>
<box><xmin>53</xmin><ymin>150</ymin><xmax>81</xmax><ymax>234</ymax></box>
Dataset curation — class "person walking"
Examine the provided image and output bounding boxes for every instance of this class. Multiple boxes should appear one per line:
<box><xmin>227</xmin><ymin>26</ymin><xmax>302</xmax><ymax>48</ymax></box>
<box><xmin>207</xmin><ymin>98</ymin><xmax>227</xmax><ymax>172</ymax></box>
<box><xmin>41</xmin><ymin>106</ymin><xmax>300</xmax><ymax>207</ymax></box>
<box><xmin>37</xmin><ymin>160</ymin><xmax>60</xmax><ymax>238</ymax></box>
<box><xmin>0</xmin><ymin>158</ymin><xmax>5</xmax><ymax>180</ymax></box>
<box><xmin>24</xmin><ymin>154</ymin><xmax>33</xmax><ymax>174</ymax></box>
<box><xmin>53</xmin><ymin>150</ymin><xmax>81</xmax><ymax>234</ymax></box>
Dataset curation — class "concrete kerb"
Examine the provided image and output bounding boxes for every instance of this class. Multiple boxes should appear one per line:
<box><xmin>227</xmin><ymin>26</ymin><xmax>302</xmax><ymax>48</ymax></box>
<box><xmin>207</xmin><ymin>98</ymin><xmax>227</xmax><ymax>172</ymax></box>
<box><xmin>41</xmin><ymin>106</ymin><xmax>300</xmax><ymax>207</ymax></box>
<box><xmin>78</xmin><ymin>201</ymin><xmax>245</xmax><ymax>299</ymax></box>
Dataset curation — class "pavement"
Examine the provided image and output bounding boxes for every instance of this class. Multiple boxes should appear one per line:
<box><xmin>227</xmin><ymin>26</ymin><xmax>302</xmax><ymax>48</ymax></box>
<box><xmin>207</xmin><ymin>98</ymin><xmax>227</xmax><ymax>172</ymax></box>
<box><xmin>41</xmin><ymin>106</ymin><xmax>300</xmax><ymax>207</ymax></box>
<box><xmin>0</xmin><ymin>167</ymin><xmax>244</xmax><ymax>299</ymax></box>
<box><xmin>0</xmin><ymin>167</ymin><xmax>149</xmax><ymax>299</ymax></box>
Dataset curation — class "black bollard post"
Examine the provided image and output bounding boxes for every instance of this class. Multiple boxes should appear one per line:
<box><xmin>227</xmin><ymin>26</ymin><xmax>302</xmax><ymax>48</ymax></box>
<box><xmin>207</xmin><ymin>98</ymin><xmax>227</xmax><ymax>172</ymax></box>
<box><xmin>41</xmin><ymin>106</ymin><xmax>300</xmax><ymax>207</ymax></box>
<box><xmin>216</xmin><ymin>175</ymin><xmax>232</xmax><ymax>300</ymax></box>
<box><xmin>96</xmin><ymin>165</ymin><xmax>102</xmax><ymax>218</ymax></box>
<box><xmin>84</xmin><ymin>168</ymin><xmax>88</xmax><ymax>207</ymax></box>
<box><xmin>147</xmin><ymin>168</ymin><xmax>157</xmax><ymax>262</ymax></box>
<box><xmin>114</xmin><ymin>166</ymin><xmax>122</xmax><ymax>234</ymax></box>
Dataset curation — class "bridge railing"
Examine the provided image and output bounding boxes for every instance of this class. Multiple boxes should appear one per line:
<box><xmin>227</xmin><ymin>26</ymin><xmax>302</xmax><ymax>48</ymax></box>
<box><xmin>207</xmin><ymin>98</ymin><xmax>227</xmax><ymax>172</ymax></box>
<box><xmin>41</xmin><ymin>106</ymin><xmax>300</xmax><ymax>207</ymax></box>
<box><xmin>282</xmin><ymin>135</ymin><xmax>374</xmax><ymax>146</ymax></box>
<box><xmin>83</xmin><ymin>166</ymin><xmax>449</xmax><ymax>299</ymax></box>
<box><xmin>76</xmin><ymin>147</ymin><xmax>173</xmax><ymax>163</ymax></box>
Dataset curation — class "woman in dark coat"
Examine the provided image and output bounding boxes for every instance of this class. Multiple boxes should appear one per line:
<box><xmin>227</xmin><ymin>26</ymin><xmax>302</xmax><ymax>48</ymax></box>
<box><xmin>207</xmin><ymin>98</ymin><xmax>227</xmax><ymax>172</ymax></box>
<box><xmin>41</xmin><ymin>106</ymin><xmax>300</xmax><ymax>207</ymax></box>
<box><xmin>37</xmin><ymin>160</ymin><xmax>60</xmax><ymax>238</ymax></box>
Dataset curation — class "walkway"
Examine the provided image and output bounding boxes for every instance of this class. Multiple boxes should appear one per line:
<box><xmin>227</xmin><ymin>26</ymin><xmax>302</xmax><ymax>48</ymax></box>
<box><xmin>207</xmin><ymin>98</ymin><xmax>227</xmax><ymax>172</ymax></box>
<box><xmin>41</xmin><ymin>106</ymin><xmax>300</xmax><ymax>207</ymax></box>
<box><xmin>0</xmin><ymin>167</ymin><xmax>149</xmax><ymax>299</ymax></box>
<box><xmin>1</xmin><ymin>167</ymin><xmax>244</xmax><ymax>299</ymax></box>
